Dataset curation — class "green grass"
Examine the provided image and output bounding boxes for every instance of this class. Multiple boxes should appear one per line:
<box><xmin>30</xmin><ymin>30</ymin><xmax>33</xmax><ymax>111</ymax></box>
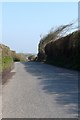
<box><xmin>2</xmin><ymin>56</ymin><xmax>13</xmax><ymax>71</ymax></box>
<box><xmin>0</xmin><ymin>52</ymin><xmax>2</xmax><ymax>73</ymax></box>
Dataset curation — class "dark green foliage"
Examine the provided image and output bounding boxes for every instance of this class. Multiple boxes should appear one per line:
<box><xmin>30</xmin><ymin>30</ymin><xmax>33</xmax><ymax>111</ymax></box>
<box><xmin>45</xmin><ymin>30</ymin><xmax>80</xmax><ymax>70</ymax></box>
<box><xmin>38</xmin><ymin>24</ymin><xmax>74</xmax><ymax>62</ymax></box>
<box><xmin>13</xmin><ymin>57</ymin><xmax>20</xmax><ymax>62</ymax></box>
<box><xmin>37</xmin><ymin>52</ymin><xmax>46</xmax><ymax>62</ymax></box>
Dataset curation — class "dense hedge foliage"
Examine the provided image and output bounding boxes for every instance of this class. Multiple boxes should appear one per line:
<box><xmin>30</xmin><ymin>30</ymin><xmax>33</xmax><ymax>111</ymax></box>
<box><xmin>37</xmin><ymin>24</ymin><xmax>74</xmax><ymax>61</ymax></box>
<box><xmin>45</xmin><ymin>31</ymin><xmax>80</xmax><ymax>70</ymax></box>
<box><xmin>38</xmin><ymin>30</ymin><xmax>80</xmax><ymax>70</ymax></box>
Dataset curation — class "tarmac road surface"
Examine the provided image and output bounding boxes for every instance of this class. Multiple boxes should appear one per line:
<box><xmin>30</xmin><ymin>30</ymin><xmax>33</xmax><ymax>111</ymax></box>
<box><xmin>2</xmin><ymin>62</ymin><xmax>78</xmax><ymax>118</ymax></box>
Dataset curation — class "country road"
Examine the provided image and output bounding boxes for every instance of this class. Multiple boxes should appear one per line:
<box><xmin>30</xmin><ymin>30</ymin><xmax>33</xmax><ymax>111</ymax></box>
<box><xmin>2</xmin><ymin>62</ymin><xmax>78</xmax><ymax>118</ymax></box>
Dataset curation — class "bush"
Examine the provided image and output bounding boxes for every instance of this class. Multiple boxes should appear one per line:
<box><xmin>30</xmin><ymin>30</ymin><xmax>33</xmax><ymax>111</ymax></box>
<box><xmin>45</xmin><ymin>30</ymin><xmax>80</xmax><ymax>70</ymax></box>
<box><xmin>38</xmin><ymin>23</ymin><xmax>74</xmax><ymax>61</ymax></box>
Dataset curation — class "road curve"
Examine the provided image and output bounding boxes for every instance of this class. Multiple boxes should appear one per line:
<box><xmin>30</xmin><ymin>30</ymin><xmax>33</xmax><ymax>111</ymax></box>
<box><xmin>2</xmin><ymin>62</ymin><xmax>78</xmax><ymax>118</ymax></box>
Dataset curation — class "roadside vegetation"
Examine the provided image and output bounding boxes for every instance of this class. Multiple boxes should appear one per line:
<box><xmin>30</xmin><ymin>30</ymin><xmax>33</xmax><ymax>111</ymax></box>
<box><xmin>0</xmin><ymin>44</ymin><xmax>27</xmax><ymax>76</ymax></box>
<box><xmin>27</xmin><ymin>54</ymin><xmax>37</xmax><ymax>61</ymax></box>
<box><xmin>37</xmin><ymin>22</ymin><xmax>80</xmax><ymax>70</ymax></box>
<box><xmin>2</xmin><ymin>56</ymin><xmax>13</xmax><ymax>72</ymax></box>
<box><xmin>0</xmin><ymin>47</ymin><xmax>2</xmax><ymax>73</ymax></box>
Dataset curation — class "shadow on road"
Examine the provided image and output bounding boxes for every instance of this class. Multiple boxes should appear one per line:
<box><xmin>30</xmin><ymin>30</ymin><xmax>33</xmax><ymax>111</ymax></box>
<box><xmin>22</xmin><ymin>62</ymin><xmax>79</xmax><ymax>115</ymax></box>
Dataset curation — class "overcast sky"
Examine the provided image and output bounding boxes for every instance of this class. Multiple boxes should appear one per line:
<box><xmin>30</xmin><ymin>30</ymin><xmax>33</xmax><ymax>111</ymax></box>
<box><xmin>1</xmin><ymin>2</ymin><xmax>78</xmax><ymax>53</ymax></box>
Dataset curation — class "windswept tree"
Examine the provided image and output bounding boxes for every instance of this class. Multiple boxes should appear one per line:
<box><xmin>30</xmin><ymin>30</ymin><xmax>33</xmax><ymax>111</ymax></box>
<box><xmin>38</xmin><ymin>21</ymin><xmax>77</xmax><ymax>61</ymax></box>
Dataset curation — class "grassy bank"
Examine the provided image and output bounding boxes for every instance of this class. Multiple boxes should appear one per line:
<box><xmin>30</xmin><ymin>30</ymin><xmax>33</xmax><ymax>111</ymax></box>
<box><xmin>2</xmin><ymin>56</ymin><xmax>13</xmax><ymax>72</ymax></box>
<box><xmin>0</xmin><ymin>50</ymin><xmax>2</xmax><ymax>73</ymax></box>
<box><xmin>0</xmin><ymin>44</ymin><xmax>27</xmax><ymax>82</ymax></box>
<box><xmin>0</xmin><ymin>46</ymin><xmax>13</xmax><ymax>84</ymax></box>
